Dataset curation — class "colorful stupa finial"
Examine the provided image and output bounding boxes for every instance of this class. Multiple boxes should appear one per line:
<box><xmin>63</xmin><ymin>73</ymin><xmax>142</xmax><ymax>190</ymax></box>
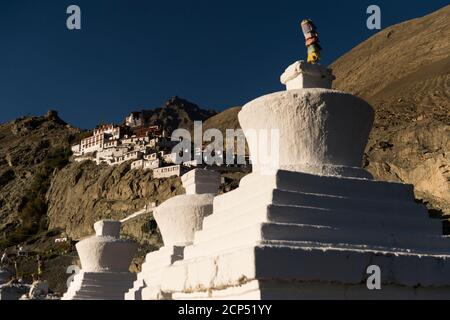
<box><xmin>301</xmin><ymin>19</ymin><xmax>322</xmax><ymax>64</ymax></box>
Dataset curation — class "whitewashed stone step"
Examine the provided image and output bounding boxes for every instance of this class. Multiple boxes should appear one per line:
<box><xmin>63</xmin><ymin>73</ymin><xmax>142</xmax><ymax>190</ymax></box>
<box><xmin>213</xmin><ymin>188</ymin><xmax>427</xmax><ymax>218</ymax></box>
<box><xmin>201</xmin><ymin>204</ymin><xmax>441</xmax><ymax>237</ymax></box>
<box><xmin>166</xmin><ymin>245</ymin><xmax>450</xmax><ymax>293</ymax></box>
<box><xmin>187</xmin><ymin>222</ymin><xmax>450</xmax><ymax>259</ymax></box>
<box><xmin>240</xmin><ymin>171</ymin><xmax>415</xmax><ymax>201</ymax></box>
<box><xmin>203</xmin><ymin>203</ymin><xmax>439</xmax><ymax>232</ymax></box>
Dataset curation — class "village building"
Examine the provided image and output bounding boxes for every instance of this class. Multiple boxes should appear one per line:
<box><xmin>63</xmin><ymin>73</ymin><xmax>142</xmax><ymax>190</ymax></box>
<box><xmin>153</xmin><ymin>165</ymin><xmax>184</xmax><ymax>179</ymax></box>
<box><xmin>143</xmin><ymin>153</ymin><xmax>158</xmax><ymax>161</ymax></box>
<box><xmin>112</xmin><ymin>150</ymin><xmax>144</xmax><ymax>166</ymax></box>
<box><xmin>183</xmin><ymin>159</ymin><xmax>198</xmax><ymax>168</ymax></box>
<box><xmin>143</xmin><ymin>159</ymin><xmax>161</xmax><ymax>170</ymax></box>
<box><xmin>130</xmin><ymin>159</ymin><xmax>145</xmax><ymax>170</ymax></box>
<box><xmin>103</xmin><ymin>139</ymin><xmax>120</xmax><ymax>148</ymax></box>
<box><xmin>131</xmin><ymin>158</ymin><xmax>162</xmax><ymax>171</ymax></box>
<box><xmin>71</xmin><ymin>144</ymin><xmax>82</xmax><ymax>156</ymax></box>
<box><xmin>78</xmin><ymin>124</ymin><xmax>122</xmax><ymax>154</ymax></box>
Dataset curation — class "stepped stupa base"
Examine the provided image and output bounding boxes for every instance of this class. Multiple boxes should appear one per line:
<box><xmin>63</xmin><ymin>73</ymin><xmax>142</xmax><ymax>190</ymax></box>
<box><xmin>126</xmin><ymin>169</ymin><xmax>221</xmax><ymax>300</ymax></box>
<box><xmin>172</xmin><ymin>279</ymin><xmax>450</xmax><ymax>300</ymax></box>
<box><xmin>156</xmin><ymin>170</ymin><xmax>450</xmax><ymax>300</ymax></box>
<box><xmin>62</xmin><ymin>272</ymin><xmax>136</xmax><ymax>300</ymax></box>
<box><xmin>62</xmin><ymin>220</ymin><xmax>138</xmax><ymax>300</ymax></box>
<box><xmin>125</xmin><ymin>246</ymin><xmax>184</xmax><ymax>300</ymax></box>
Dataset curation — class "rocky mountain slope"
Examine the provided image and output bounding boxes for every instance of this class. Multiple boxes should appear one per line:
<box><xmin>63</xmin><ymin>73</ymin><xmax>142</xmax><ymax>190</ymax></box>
<box><xmin>0</xmin><ymin>111</ymin><xmax>79</xmax><ymax>248</ymax></box>
<box><xmin>0</xmin><ymin>99</ymin><xmax>217</xmax><ymax>294</ymax></box>
<box><xmin>0</xmin><ymin>112</ymin><xmax>80</xmax><ymax>294</ymax></box>
<box><xmin>331</xmin><ymin>4</ymin><xmax>450</xmax><ymax>215</ymax></box>
<box><xmin>201</xmin><ymin>5</ymin><xmax>450</xmax><ymax>216</ymax></box>
<box><xmin>135</xmin><ymin>96</ymin><xmax>217</xmax><ymax>134</ymax></box>
<box><xmin>202</xmin><ymin>106</ymin><xmax>242</xmax><ymax>134</ymax></box>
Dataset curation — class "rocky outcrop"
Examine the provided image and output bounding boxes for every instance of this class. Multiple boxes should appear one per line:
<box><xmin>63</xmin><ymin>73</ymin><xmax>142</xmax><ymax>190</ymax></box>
<box><xmin>133</xmin><ymin>96</ymin><xmax>217</xmax><ymax>135</ymax></box>
<box><xmin>0</xmin><ymin>112</ymin><xmax>79</xmax><ymax>247</ymax></box>
<box><xmin>365</xmin><ymin>119</ymin><xmax>449</xmax><ymax>213</ymax></box>
<box><xmin>46</xmin><ymin>161</ymin><xmax>184</xmax><ymax>246</ymax></box>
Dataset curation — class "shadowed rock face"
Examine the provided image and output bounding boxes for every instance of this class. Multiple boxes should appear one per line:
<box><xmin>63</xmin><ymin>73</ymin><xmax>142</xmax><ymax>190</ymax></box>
<box><xmin>46</xmin><ymin>161</ymin><xmax>184</xmax><ymax>245</ymax></box>
<box><xmin>0</xmin><ymin>113</ymin><xmax>79</xmax><ymax>243</ymax></box>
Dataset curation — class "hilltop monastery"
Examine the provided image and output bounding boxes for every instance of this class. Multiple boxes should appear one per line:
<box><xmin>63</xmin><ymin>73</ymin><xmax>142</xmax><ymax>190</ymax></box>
<box><xmin>71</xmin><ymin>112</ymin><xmax>249</xmax><ymax>179</ymax></box>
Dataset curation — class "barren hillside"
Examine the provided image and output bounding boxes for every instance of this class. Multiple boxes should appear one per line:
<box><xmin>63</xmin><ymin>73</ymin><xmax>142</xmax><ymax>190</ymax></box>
<box><xmin>331</xmin><ymin>4</ymin><xmax>450</xmax><ymax>214</ymax></box>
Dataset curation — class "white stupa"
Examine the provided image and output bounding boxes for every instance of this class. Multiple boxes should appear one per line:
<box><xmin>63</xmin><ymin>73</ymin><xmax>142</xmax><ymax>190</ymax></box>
<box><xmin>138</xmin><ymin>61</ymin><xmax>450</xmax><ymax>300</ymax></box>
<box><xmin>63</xmin><ymin>220</ymin><xmax>137</xmax><ymax>300</ymax></box>
<box><xmin>125</xmin><ymin>169</ymin><xmax>221</xmax><ymax>300</ymax></box>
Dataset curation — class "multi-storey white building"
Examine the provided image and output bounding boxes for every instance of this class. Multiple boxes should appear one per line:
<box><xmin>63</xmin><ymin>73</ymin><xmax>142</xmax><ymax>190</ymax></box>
<box><xmin>78</xmin><ymin>124</ymin><xmax>122</xmax><ymax>154</ymax></box>
<box><xmin>93</xmin><ymin>124</ymin><xmax>121</xmax><ymax>139</ymax></box>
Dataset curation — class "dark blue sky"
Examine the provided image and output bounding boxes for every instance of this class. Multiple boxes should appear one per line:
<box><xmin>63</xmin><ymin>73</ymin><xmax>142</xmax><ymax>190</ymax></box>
<box><xmin>0</xmin><ymin>0</ymin><xmax>448</xmax><ymax>129</ymax></box>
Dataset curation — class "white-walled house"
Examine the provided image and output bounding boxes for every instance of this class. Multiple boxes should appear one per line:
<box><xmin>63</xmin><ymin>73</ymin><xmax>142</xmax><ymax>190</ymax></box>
<box><xmin>153</xmin><ymin>165</ymin><xmax>184</xmax><ymax>179</ymax></box>
<box><xmin>93</xmin><ymin>124</ymin><xmax>121</xmax><ymax>140</ymax></box>
<box><xmin>131</xmin><ymin>159</ymin><xmax>161</xmax><ymax>171</ymax></box>
<box><xmin>81</xmin><ymin>133</ymin><xmax>106</xmax><ymax>154</ymax></box>
<box><xmin>96</xmin><ymin>147</ymin><xmax>130</xmax><ymax>164</ymax></box>
<box><xmin>144</xmin><ymin>159</ymin><xmax>161</xmax><ymax>170</ymax></box>
<box><xmin>71</xmin><ymin>144</ymin><xmax>81</xmax><ymax>155</ymax></box>
<box><xmin>78</xmin><ymin>125</ymin><xmax>122</xmax><ymax>155</ymax></box>
<box><xmin>131</xmin><ymin>159</ymin><xmax>145</xmax><ymax>170</ymax></box>
<box><xmin>144</xmin><ymin>153</ymin><xmax>158</xmax><ymax>161</ymax></box>
<box><xmin>103</xmin><ymin>140</ymin><xmax>120</xmax><ymax>149</ymax></box>
<box><xmin>183</xmin><ymin>160</ymin><xmax>198</xmax><ymax>167</ymax></box>
<box><xmin>112</xmin><ymin>150</ymin><xmax>144</xmax><ymax>166</ymax></box>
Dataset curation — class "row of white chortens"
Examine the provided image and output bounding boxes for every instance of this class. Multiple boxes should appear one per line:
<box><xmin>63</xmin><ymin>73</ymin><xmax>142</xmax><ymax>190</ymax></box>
<box><xmin>64</xmin><ymin>60</ymin><xmax>450</xmax><ymax>300</ymax></box>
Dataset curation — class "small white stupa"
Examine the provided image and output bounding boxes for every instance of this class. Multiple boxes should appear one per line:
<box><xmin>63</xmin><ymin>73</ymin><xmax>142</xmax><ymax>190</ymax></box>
<box><xmin>140</xmin><ymin>61</ymin><xmax>450</xmax><ymax>300</ymax></box>
<box><xmin>63</xmin><ymin>220</ymin><xmax>137</xmax><ymax>300</ymax></box>
<box><xmin>125</xmin><ymin>169</ymin><xmax>221</xmax><ymax>300</ymax></box>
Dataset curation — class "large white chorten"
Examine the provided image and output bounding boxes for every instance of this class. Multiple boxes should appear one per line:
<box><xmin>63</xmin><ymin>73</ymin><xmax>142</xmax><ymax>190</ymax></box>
<box><xmin>136</xmin><ymin>61</ymin><xmax>450</xmax><ymax>300</ymax></box>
